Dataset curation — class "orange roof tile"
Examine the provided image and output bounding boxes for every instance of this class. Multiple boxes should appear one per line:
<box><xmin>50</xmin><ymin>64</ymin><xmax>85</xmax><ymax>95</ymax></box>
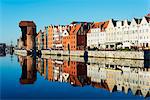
<box><xmin>92</xmin><ymin>22</ymin><xmax>104</xmax><ymax>28</ymax></box>
<box><xmin>102</xmin><ymin>21</ymin><xmax>109</xmax><ymax>29</ymax></box>
<box><xmin>70</xmin><ymin>24</ymin><xmax>81</xmax><ymax>35</ymax></box>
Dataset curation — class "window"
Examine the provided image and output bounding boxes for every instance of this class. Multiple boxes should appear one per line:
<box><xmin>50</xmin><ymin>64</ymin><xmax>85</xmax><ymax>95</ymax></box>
<box><xmin>106</xmin><ymin>45</ymin><xmax>108</xmax><ymax>48</ymax></box>
<box><xmin>146</xmin><ymin>43</ymin><xmax>148</xmax><ymax>47</ymax></box>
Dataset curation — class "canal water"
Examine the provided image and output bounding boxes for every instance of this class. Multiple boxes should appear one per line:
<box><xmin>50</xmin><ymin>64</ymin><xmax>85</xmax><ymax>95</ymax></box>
<box><xmin>0</xmin><ymin>54</ymin><xmax>150</xmax><ymax>99</ymax></box>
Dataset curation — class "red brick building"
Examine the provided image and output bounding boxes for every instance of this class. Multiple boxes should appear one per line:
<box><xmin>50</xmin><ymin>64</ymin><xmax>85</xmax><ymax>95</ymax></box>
<box><xmin>62</xmin><ymin>22</ymin><xmax>92</xmax><ymax>51</ymax></box>
<box><xmin>47</xmin><ymin>26</ymin><xmax>53</xmax><ymax>49</ymax></box>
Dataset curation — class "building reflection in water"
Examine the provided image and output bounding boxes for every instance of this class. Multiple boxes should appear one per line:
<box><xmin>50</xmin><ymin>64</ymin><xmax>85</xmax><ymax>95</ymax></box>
<box><xmin>18</xmin><ymin>56</ymin><xmax>37</xmax><ymax>84</ymax></box>
<box><xmin>18</xmin><ymin>55</ymin><xmax>150</xmax><ymax>98</ymax></box>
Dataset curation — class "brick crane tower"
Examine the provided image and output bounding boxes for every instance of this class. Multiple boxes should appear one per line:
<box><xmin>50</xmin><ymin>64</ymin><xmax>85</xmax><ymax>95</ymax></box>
<box><xmin>19</xmin><ymin>21</ymin><xmax>36</xmax><ymax>55</ymax></box>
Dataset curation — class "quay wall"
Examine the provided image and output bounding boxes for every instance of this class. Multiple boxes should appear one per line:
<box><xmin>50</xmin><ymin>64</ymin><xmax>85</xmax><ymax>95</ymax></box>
<box><xmin>41</xmin><ymin>50</ymin><xmax>144</xmax><ymax>60</ymax></box>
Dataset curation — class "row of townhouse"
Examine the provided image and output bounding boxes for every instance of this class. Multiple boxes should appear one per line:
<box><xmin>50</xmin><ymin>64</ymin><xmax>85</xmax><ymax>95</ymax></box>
<box><xmin>87</xmin><ymin>14</ymin><xmax>150</xmax><ymax>50</ymax></box>
<box><xmin>35</xmin><ymin>14</ymin><xmax>150</xmax><ymax>51</ymax></box>
<box><xmin>36</xmin><ymin>21</ymin><xmax>92</xmax><ymax>51</ymax></box>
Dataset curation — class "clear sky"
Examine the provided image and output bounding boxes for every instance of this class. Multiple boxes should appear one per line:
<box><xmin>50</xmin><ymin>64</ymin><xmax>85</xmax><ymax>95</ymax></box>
<box><xmin>0</xmin><ymin>0</ymin><xmax>150</xmax><ymax>45</ymax></box>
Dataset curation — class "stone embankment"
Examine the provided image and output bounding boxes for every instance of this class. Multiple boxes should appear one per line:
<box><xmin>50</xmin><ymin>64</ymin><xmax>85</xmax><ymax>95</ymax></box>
<box><xmin>41</xmin><ymin>50</ymin><xmax>144</xmax><ymax>60</ymax></box>
<box><xmin>41</xmin><ymin>55</ymin><xmax>144</xmax><ymax>67</ymax></box>
<box><xmin>14</xmin><ymin>49</ymin><xmax>149</xmax><ymax>60</ymax></box>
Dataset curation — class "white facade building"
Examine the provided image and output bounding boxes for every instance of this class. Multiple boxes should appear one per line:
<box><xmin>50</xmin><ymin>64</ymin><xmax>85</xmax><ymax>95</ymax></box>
<box><xmin>138</xmin><ymin>16</ymin><xmax>150</xmax><ymax>49</ymax></box>
<box><xmin>87</xmin><ymin>22</ymin><xmax>108</xmax><ymax>49</ymax></box>
<box><xmin>87</xmin><ymin>28</ymin><xmax>106</xmax><ymax>49</ymax></box>
<box><xmin>89</xmin><ymin>15</ymin><xmax>150</xmax><ymax>50</ymax></box>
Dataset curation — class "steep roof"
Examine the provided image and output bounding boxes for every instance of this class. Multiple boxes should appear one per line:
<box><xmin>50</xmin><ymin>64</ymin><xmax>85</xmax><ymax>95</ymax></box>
<box><xmin>127</xmin><ymin>21</ymin><xmax>131</xmax><ymax>25</ymax></box>
<box><xmin>87</xmin><ymin>21</ymin><xmax>109</xmax><ymax>33</ymax></box>
<box><xmin>91</xmin><ymin>22</ymin><xmax>104</xmax><ymax>28</ymax></box>
<box><xmin>102</xmin><ymin>21</ymin><xmax>109</xmax><ymax>29</ymax></box>
<box><xmin>145</xmin><ymin>16</ymin><xmax>150</xmax><ymax>23</ymax></box>
<box><xmin>69</xmin><ymin>24</ymin><xmax>81</xmax><ymax>35</ymax></box>
<box><xmin>112</xmin><ymin>19</ymin><xmax>118</xmax><ymax>27</ymax></box>
<box><xmin>134</xmin><ymin>18</ymin><xmax>142</xmax><ymax>24</ymax></box>
<box><xmin>71</xmin><ymin>21</ymin><xmax>92</xmax><ymax>24</ymax></box>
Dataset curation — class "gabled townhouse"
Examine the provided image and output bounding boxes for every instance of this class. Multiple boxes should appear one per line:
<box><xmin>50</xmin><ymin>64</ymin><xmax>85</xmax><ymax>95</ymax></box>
<box><xmin>62</xmin><ymin>22</ymin><xmax>92</xmax><ymax>51</ymax></box>
<box><xmin>47</xmin><ymin>25</ymin><xmax>68</xmax><ymax>49</ymax></box>
<box><xmin>87</xmin><ymin>21</ymin><xmax>109</xmax><ymax>49</ymax></box>
<box><xmin>36</xmin><ymin>31</ymin><xmax>41</xmax><ymax>50</ymax></box>
<box><xmin>121</xmin><ymin>20</ymin><xmax>131</xmax><ymax>48</ymax></box>
<box><xmin>105</xmin><ymin>19</ymin><xmax>118</xmax><ymax>49</ymax></box>
<box><xmin>36</xmin><ymin>30</ymin><xmax>47</xmax><ymax>50</ymax></box>
<box><xmin>138</xmin><ymin>16</ymin><xmax>150</xmax><ymax>49</ymax></box>
<box><xmin>105</xmin><ymin>16</ymin><xmax>149</xmax><ymax>50</ymax></box>
<box><xmin>44</xmin><ymin>26</ymin><xmax>48</xmax><ymax>49</ymax></box>
<box><xmin>128</xmin><ymin>18</ymin><xmax>142</xmax><ymax>47</ymax></box>
<box><xmin>121</xmin><ymin>16</ymin><xmax>150</xmax><ymax>49</ymax></box>
<box><xmin>47</xmin><ymin>25</ymin><xmax>53</xmax><ymax>49</ymax></box>
<box><xmin>35</xmin><ymin>14</ymin><xmax>150</xmax><ymax>51</ymax></box>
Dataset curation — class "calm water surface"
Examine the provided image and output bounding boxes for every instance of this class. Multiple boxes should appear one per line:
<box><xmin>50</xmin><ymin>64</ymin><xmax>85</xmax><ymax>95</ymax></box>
<box><xmin>0</xmin><ymin>54</ymin><xmax>150</xmax><ymax>99</ymax></box>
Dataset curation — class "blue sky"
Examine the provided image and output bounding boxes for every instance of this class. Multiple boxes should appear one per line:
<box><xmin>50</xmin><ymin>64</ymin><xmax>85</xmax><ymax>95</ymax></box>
<box><xmin>0</xmin><ymin>0</ymin><xmax>150</xmax><ymax>45</ymax></box>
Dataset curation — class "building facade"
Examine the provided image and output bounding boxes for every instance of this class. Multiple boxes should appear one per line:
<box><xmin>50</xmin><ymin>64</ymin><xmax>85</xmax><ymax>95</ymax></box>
<box><xmin>87</xmin><ymin>21</ymin><xmax>109</xmax><ymax>49</ymax></box>
<box><xmin>47</xmin><ymin>25</ymin><xmax>68</xmax><ymax>50</ymax></box>
<box><xmin>29</xmin><ymin>14</ymin><xmax>150</xmax><ymax>51</ymax></box>
<box><xmin>87</xmin><ymin>15</ymin><xmax>150</xmax><ymax>50</ymax></box>
<box><xmin>62</xmin><ymin>22</ymin><xmax>91</xmax><ymax>51</ymax></box>
<box><xmin>105</xmin><ymin>16</ymin><xmax>150</xmax><ymax>50</ymax></box>
<box><xmin>36</xmin><ymin>29</ymin><xmax>47</xmax><ymax>50</ymax></box>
